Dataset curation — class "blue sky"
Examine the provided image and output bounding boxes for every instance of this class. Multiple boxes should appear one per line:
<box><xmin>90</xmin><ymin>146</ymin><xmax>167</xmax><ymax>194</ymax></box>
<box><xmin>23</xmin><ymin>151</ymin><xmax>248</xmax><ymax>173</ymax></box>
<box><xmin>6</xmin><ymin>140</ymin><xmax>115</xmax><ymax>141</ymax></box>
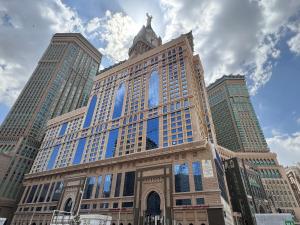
<box><xmin>0</xmin><ymin>0</ymin><xmax>300</xmax><ymax>166</ymax></box>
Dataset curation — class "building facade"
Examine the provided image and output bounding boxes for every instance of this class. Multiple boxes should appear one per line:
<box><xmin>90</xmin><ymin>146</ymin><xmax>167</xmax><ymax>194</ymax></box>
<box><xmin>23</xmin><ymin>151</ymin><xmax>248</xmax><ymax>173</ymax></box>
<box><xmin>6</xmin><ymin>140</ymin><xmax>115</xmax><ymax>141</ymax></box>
<box><xmin>224</xmin><ymin>157</ymin><xmax>271</xmax><ymax>225</ymax></box>
<box><xmin>0</xmin><ymin>33</ymin><xmax>101</xmax><ymax>222</ymax></box>
<box><xmin>207</xmin><ymin>76</ymin><xmax>300</xmax><ymax>222</ymax></box>
<box><xmin>12</xmin><ymin>18</ymin><xmax>233</xmax><ymax>225</ymax></box>
<box><xmin>207</xmin><ymin>75</ymin><xmax>268</xmax><ymax>153</ymax></box>
<box><xmin>286</xmin><ymin>164</ymin><xmax>300</xmax><ymax>206</ymax></box>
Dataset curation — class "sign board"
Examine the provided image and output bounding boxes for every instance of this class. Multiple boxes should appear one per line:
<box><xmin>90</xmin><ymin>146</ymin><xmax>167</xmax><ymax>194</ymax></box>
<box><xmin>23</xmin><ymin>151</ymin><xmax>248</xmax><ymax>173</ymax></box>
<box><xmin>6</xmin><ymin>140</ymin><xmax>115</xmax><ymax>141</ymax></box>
<box><xmin>202</xmin><ymin>160</ymin><xmax>214</xmax><ymax>177</ymax></box>
<box><xmin>255</xmin><ymin>213</ymin><xmax>294</xmax><ymax>225</ymax></box>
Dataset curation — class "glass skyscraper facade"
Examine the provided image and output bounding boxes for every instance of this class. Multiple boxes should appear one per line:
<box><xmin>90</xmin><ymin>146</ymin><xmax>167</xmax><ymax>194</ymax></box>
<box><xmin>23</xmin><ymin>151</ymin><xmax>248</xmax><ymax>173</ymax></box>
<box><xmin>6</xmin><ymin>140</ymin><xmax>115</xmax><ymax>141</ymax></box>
<box><xmin>12</xmin><ymin>19</ymin><xmax>233</xmax><ymax>225</ymax></box>
<box><xmin>0</xmin><ymin>33</ymin><xmax>101</xmax><ymax>223</ymax></box>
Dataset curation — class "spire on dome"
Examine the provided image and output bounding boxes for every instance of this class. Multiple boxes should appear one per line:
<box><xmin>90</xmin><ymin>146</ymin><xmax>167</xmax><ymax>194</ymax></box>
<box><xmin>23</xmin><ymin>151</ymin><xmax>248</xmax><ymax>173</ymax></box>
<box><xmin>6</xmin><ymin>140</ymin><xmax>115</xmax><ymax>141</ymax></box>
<box><xmin>128</xmin><ymin>13</ymin><xmax>162</xmax><ymax>58</ymax></box>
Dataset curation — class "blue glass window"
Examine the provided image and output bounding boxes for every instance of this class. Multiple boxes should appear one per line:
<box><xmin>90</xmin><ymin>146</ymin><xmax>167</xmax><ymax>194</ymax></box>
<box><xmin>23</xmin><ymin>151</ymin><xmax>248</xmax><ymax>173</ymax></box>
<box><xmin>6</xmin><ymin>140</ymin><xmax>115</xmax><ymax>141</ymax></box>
<box><xmin>146</xmin><ymin>117</ymin><xmax>159</xmax><ymax>150</ymax></box>
<box><xmin>102</xmin><ymin>174</ymin><xmax>113</xmax><ymax>197</ymax></box>
<box><xmin>58</xmin><ymin>122</ymin><xmax>68</xmax><ymax>136</ymax></box>
<box><xmin>148</xmin><ymin>70</ymin><xmax>159</xmax><ymax>108</ymax></box>
<box><xmin>123</xmin><ymin>171</ymin><xmax>135</xmax><ymax>196</ymax></box>
<box><xmin>105</xmin><ymin>128</ymin><xmax>119</xmax><ymax>158</ymax></box>
<box><xmin>83</xmin><ymin>177</ymin><xmax>96</xmax><ymax>199</ymax></box>
<box><xmin>73</xmin><ymin>138</ymin><xmax>86</xmax><ymax>165</ymax></box>
<box><xmin>95</xmin><ymin>176</ymin><xmax>102</xmax><ymax>198</ymax></box>
<box><xmin>83</xmin><ymin>95</ymin><xmax>97</xmax><ymax>128</ymax></box>
<box><xmin>174</xmin><ymin>163</ymin><xmax>190</xmax><ymax>192</ymax></box>
<box><xmin>112</xmin><ymin>83</ymin><xmax>125</xmax><ymax>119</ymax></box>
<box><xmin>192</xmin><ymin>161</ymin><xmax>203</xmax><ymax>191</ymax></box>
<box><xmin>47</xmin><ymin>145</ymin><xmax>60</xmax><ymax>170</ymax></box>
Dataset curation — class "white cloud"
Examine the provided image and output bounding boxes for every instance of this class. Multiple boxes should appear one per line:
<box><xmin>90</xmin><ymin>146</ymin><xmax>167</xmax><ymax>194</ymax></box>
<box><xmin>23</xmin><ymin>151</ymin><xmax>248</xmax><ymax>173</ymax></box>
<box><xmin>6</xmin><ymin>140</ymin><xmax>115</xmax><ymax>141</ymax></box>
<box><xmin>0</xmin><ymin>0</ymin><xmax>84</xmax><ymax>106</ymax></box>
<box><xmin>158</xmin><ymin>0</ymin><xmax>300</xmax><ymax>94</ymax></box>
<box><xmin>267</xmin><ymin>131</ymin><xmax>300</xmax><ymax>166</ymax></box>
<box><xmin>287</xmin><ymin>22</ymin><xmax>300</xmax><ymax>55</ymax></box>
<box><xmin>1</xmin><ymin>0</ymin><xmax>300</xmax><ymax>109</ymax></box>
<box><xmin>297</xmin><ymin>117</ymin><xmax>300</xmax><ymax>125</ymax></box>
<box><xmin>90</xmin><ymin>11</ymin><xmax>139</xmax><ymax>62</ymax></box>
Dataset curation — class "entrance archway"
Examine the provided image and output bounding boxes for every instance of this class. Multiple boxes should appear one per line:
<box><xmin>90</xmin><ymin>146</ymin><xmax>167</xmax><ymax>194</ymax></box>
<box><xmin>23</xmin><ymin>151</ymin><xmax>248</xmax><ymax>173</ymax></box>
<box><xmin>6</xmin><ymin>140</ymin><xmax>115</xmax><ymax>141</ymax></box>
<box><xmin>64</xmin><ymin>198</ymin><xmax>73</xmax><ymax>212</ymax></box>
<box><xmin>146</xmin><ymin>191</ymin><xmax>161</xmax><ymax>216</ymax></box>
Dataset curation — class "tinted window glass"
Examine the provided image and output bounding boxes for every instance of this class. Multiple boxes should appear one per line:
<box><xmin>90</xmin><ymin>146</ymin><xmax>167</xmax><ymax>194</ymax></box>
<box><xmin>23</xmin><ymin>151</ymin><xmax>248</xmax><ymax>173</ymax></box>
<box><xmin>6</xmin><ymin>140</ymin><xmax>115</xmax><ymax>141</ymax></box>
<box><xmin>114</xmin><ymin>173</ymin><xmax>122</xmax><ymax>197</ymax></box>
<box><xmin>112</xmin><ymin>83</ymin><xmax>125</xmax><ymax>119</ymax></box>
<box><xmin>33</xmin><ymin>185</ymin><xmax>42</xmax><ymax>202</ymax></box>
<box><xmin>148</xmin><ymin>71</ymin><xmax>159</xmax><ymax>108</ymax></box>
<box><xmin>38</xmin><ymin>183</ymin><xmax>49</xmax><ymax>202</ymax></box>
<box><xmin>83</xmin><ymin>95</ymin><xmax>97</xmax><ymax>128</ymax></box>
<box><xmin>52</xmin><ymin>182</ymin><xmax>64</xmax><ymax>201</ymax></box>
<box><xmin>95</xmin><ymin>176</ymin><xmax>102</xmax><ymax>198</ymax></box>
<box><xmin>122</xmin><ymin>202</ymin><xmax>133</xmax><ymax>208</ymax></box>
<box><xmin>83</xmin><ymin>177</ymin><xmax>96</xmax><ymax>199</ymax></box>
<box><xmin>73</xmin><ymin>138</ymin><xmax>86</xmax><ymax>165</ymax></box>
<box><xmin>146</xmin><ymin>118</ymin><xmax>159</xmax><ymax>150</ymax></box>
<box><xmin>105</xmin><ymin>129</ymin><xmax>119</xmax><ymax>158</ymax></box>
<box><xmin>27</xmin><ymin>185</ymin><xmax>37</xmax><ymax>203</ymax></box>
<box><xmin>176</xmin><ymin>199</ymin><xmax>191</xmax><ymax>205</ymax></box>
<box><xmin>58</xmin><ymin>122</ymin><xmax>68</xmax><ymax>136</ymax></box>
<box><xmin>123</xmin><ymin>171</ymin><xmax>135</xmax><ymax>196</ymax></box>
<box><xmin>174</xmin><ymin>163</ymin><xmax>190</xmax><ymax>192</ymax></box>
<box><xmin>192</xmin><ymin>161</ymin><xmax>203</xmax><ymax>191</ymax></box>
<box><xmin>47</xmin><ymin>145</ymin><xmax>61</xmax><ymax>170</ymax></box>
<box><xmin>46</xmin><ymin>183</ymin><xmax>55</xmax><ymax>202</ymax></box>
<box><xmin>102</xmin><ymin>174</ymin><xmax>113</xmax><ymax>197</ymax></box>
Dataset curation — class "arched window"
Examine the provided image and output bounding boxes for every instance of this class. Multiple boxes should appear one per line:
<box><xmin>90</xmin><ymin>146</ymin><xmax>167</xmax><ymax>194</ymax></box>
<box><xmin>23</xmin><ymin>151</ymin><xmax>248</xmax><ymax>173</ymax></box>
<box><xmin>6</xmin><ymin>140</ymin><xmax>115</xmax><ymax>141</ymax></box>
<box><xmin>64</xmin><ymin>198</ymin><xmax>73</xmax><ymax>212</ymax></box>
<box><xmin>147</xmin><ymin>191</ymin><xmax>161</xmax><ymax>215</ymax></box>
<box><xmin>112</xmin><ymin>83</ymin><xmax>125</xmax><ymax>119</ymax></box>
<box><xmin>83</xmin><ymin>95</ymin><xmax>97</xmax><ymax>128</ymax></box>
<box><xmin>148</xmin><ymin>71</ymin><xmax>159</xmax><ymax>108</ymax></box>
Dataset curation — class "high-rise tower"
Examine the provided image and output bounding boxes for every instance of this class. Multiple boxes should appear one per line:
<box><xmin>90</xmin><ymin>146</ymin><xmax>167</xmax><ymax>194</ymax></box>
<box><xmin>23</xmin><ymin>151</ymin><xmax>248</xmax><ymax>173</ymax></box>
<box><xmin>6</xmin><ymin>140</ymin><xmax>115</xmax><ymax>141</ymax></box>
<box><xmin>12</xmin><ymin>16</ymin><xmax>233</xmax><ymax>225</ymax></box>
<box><xmin>0</xmin><ymin>33</ymin><xmax>101</xmax><ymax>222</ymax></box>
<box><xmin>208</xmin><ymin>75</ymin><xmax>300</xmax><ymax>221</ymax></box>
<box><xmin>207</xmin><ymin>75</ymin><xmax>268</xmax><ymax>152</ymax></box>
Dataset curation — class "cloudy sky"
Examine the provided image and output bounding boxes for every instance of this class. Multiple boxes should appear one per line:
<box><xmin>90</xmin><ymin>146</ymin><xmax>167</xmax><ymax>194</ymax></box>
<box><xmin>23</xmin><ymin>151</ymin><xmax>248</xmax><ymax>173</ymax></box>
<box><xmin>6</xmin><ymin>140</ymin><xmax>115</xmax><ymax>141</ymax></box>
<box><xmin>0</xmin><ymin>0</ymin><xmax>300</xmax><ymax>166</ymax></box>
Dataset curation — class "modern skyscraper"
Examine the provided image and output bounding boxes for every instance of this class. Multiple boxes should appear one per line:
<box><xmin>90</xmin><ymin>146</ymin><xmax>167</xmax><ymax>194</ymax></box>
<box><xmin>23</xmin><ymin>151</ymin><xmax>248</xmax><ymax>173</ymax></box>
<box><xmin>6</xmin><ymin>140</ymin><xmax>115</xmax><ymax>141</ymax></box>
<box><xmin>208</xmin><ymin>75</ymin><xmax>300</xmax><ymax>221</ymax></box>
<box><xmin>12</xmin><ymin>16</ymin><xmax>233</xmax><ymax>225</ymax></box>
<box><xmin>0</xmin><ymin>33</ymin><xmax>101</xmax><ymax>222</ymax></box>
<box><xmin>207</xmin><ymin>75</ymin><xmax>268</xmax><ymax>152</ymax></box>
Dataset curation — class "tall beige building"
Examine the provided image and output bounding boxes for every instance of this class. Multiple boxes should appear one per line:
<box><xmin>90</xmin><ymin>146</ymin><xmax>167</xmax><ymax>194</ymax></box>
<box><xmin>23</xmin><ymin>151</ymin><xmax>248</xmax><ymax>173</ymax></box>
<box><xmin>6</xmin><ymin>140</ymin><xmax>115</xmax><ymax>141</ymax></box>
<box><xmin>208</xmin><ymin>76</ymin><xmax>300</xmax><ymax>222</ymax></box>
<box><xmin>12</xmin><ymin>17</ymin><xmax>233</xmax><ymax>225</ymax></box>
<box><xmin>0</xmin><ymin>33</ymin><xmax>101</xmax><ymax>223</ymax></box>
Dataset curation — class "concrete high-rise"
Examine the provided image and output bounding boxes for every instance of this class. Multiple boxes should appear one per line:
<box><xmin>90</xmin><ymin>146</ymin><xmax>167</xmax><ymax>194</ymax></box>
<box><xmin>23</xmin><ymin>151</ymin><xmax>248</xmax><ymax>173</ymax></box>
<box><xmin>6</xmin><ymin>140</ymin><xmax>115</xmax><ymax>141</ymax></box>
<box><xmin>12</xmin><ymin>16</ymin><xmax>234</xmax><ymax>225</ymax></box>
<box><xmin>207</xmin><ymin>75</ymin><xmax>268</xmax><ymax>152</ymax></box>
<box><xmin>208</xmin><ymin>75</ymin><xmax>300</xmax><ymax>222</ymax></box>
<box><xmin>0</xmin><ymin>33</ymin><xmax>101</xmax><ymax>222</ymax></box>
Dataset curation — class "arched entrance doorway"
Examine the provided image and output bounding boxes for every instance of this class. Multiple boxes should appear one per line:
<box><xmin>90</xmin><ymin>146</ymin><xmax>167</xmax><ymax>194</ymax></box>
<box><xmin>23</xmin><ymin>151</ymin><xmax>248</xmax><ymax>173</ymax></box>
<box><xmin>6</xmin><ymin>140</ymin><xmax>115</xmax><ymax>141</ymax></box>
<box><xmin>145</xmin><ymin>191</ymin><xmax>161</xmax><ymax>225</ymax></box>
<box><xmin>147</xmin><ymin>191</ymin><xmax>161</xmax><ymax>215</ymax></box>
<box><xmin>64</xmin><ymin>198</ymin><xmax>73</xmax><ymax>212</ymax></box>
